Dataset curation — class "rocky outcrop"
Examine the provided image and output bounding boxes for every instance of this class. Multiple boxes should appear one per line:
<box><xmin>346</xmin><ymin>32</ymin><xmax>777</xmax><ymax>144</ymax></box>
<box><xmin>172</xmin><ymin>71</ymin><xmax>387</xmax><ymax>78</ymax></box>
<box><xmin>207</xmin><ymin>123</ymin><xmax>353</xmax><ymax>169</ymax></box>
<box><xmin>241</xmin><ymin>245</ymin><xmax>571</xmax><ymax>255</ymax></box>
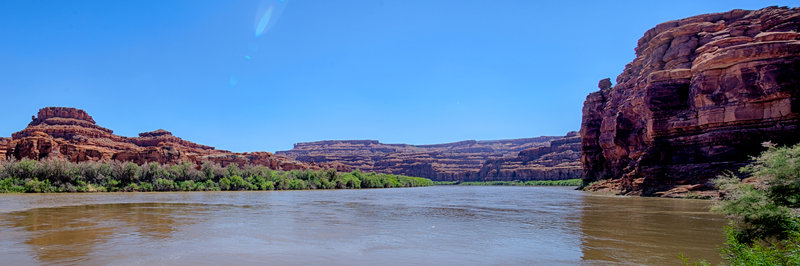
<box><xmin>277</xmin><ymin>132</ymin><xmax>582</xmax><ymax>181</ymax></box>
<box><xmin>0</xmin><ymin>137</ymin><xmax>9</xmax><ymax>161</ymax></box>
<box><xmin>4</xmin><ymin>107</ymin><xmax>337</xmax><ymax>171</ymax></box>
<box><xmin>581</xmin><ymin>6</ymin><xmax>800</xmax><ymax>196</ymax></box>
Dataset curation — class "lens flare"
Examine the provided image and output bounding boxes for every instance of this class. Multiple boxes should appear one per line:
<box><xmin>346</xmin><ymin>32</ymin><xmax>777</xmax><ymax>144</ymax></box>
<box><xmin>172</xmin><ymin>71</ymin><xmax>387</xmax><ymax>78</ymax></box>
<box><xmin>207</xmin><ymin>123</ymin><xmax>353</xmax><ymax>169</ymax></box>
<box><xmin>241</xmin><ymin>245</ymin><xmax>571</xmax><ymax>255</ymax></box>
<box><xmin>244</xmin><ymin>55</ymin><xmax>252</xmax><ymax>60</ymax></box>
<box><xmin>254</xmin><ymin>6</ymin><xmax>273</xmax><ymax>37</ymax></box>
<box><xmin>254</xmin><ymin>0</ymin><xmax>287</xmax><ymax>38</ymax></box>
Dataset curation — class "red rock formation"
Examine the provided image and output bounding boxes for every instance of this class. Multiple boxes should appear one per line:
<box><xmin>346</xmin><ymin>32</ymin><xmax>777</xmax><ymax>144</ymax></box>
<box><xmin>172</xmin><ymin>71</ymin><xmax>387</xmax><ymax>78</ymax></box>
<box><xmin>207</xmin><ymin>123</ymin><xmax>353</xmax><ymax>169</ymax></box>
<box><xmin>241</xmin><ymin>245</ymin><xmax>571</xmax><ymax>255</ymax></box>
<box><xmin>581</xmin><ymin>6</ymin><xmax>800</xmax><ymax>196</ymax></box>
<box><xmin>0</xmin><ymin>137</ymin><xmax>10</xmax><ymax>161</ymax></box>
<box><xmin>277</xmin><ymin>132</ymin><xmax>582</xmax><ymax>181</ymax></box>
<box><xmin>479</xmin><ymin>132</ymin><xmax>582</xmax><ymax>181</ymax></box>
<box><xmin>4</xmin><ymin>107</ymin><xmax>334</xmax><ymax>171</ymax></box>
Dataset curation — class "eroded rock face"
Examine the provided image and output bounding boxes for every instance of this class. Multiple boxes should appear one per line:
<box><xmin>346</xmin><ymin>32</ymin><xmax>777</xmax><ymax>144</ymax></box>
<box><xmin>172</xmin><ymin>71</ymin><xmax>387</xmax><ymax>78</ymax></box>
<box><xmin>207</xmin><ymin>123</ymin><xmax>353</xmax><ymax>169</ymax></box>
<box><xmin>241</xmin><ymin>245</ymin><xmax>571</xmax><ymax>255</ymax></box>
<box><xmin>478</xmin><ymin>132</ymin><xmax>582</xmax><ymax>181</ymax></box>
<box><xmin>277</xmin><ymin>132</ymin><xmax>581</xmax><ymax>181</ymax></box>
<box><xmin>0</xmin><ymin>137</ymin><xmax>10</xmax><ymax>161</ymax></box>
<box><xmin>4</xmin><ymin>107</ymin><xmax>334</xmax><ymax>171</ymax></box>
<box><xmin>581</xmin><ymin>6</ymin><xmax>800</xmax><ymax>196</ymax></box>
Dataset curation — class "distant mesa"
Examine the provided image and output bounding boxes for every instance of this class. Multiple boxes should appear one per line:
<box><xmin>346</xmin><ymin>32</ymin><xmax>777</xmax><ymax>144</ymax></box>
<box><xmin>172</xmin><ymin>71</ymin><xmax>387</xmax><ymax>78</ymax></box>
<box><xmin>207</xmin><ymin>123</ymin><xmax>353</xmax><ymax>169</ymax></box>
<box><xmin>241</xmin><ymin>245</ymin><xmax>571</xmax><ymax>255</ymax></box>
<box><xmin>1</xmin><ymin>107</ymin><xmax>341</xmax><ymax>172</ymax></box>
<box><xmin>580</xmin><ymin>6</ymin><xmax>800</xmax><ymax>197</ymax></box>
<box><xmin>276</xmin><ymin>131</ymin><xmax>582</xmax><ymax>182</ymax></box>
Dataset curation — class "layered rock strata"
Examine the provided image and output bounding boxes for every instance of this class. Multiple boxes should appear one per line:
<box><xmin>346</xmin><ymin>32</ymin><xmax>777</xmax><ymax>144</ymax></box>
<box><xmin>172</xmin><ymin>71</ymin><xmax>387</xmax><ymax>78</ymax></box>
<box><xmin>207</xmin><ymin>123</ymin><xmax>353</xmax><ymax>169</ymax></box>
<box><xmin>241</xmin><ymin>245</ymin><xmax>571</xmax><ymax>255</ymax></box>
<box><xmin>0</xmin><ymin>137</ymin><xmax>9</xmax><ymax>161</ymax></box>
<box><xmin>580</xmin><ymin>6</ymin><xmax>800</xmax><ymax>196</ymax></box>
<box><xmin>4</xmin><ymin>107</ymin><xmax>339</xmax><ymax>171</ymax></box>
<box><xmin>277</xmin><ymin>132</ymin><xmax>582</xmax><ymax>181</ymax></box>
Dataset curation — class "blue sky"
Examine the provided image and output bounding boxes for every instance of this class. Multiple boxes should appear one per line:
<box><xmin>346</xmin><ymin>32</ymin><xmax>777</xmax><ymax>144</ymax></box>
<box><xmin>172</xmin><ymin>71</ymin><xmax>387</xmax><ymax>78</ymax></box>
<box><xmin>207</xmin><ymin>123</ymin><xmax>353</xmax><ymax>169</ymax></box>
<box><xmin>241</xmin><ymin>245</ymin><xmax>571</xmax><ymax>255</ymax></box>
<box><xmin>0</xmin><ymin>0</ymin><xmax>793</xmax><ymax>152</ymax></box>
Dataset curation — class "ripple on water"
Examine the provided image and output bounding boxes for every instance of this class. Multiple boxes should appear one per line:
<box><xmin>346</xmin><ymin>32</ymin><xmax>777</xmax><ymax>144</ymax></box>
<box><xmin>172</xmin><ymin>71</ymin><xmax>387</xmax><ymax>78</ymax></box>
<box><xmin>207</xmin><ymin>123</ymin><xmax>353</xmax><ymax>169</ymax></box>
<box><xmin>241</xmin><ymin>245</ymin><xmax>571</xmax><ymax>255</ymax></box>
<box><xmin>0</xmin><ymin>187</ymin><xmax>726</xmax><ymax>265</ymax></box>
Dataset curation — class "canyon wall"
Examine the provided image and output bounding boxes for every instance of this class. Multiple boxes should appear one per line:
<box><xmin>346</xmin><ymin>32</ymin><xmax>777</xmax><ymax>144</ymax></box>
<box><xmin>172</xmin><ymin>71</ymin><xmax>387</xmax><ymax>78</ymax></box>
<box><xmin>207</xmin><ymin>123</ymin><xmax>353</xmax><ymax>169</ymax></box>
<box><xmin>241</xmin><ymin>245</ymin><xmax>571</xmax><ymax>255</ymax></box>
<box><xmin>3</xmin><ymin>107</ymin><xmax>343</xmax><ymax>171</ymax></box>
<box><xmin>277</xmin><ymin>132</ymin><xmax>581</xmax><ymax>181</ymax></box>
<box><xmin>581</xmin><ymin>6</ymin><xmax>800</xmax><ymax>196</ymax></box>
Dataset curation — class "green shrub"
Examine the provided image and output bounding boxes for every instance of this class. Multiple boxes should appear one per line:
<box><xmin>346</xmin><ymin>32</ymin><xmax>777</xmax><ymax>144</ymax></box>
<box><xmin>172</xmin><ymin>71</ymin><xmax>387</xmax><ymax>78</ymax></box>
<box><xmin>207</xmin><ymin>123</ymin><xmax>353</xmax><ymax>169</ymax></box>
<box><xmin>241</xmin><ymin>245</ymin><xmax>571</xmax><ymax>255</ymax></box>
<box><xmin>24</xmin><ymin>178</ymin><xmax>54</xmax><ymax>193</ymax></box>
<box><xmin>710</xmin><ymin>142</ymin><xmax>800</xmax><ymax>263</ymax></box>
<box><xmin>203</xmin><ymin>180</ymin><xmax>218</xmax><ymax>191</ymax></box>
<box><xmin>0</xmin><ymin>177</ymin><xmax>25</xmax><ymax>193</ymax></box>
<box><xmin>139</xmin><ymin>182</ymin><xmax>154</xmax><ymax>192</ymax></box>
<box><xmin>179</xmin><ymin>180</ymin><xmax>196</xmax><ymax>191</ymax></box>
<box><xmin>260</xmin><ymin>180</ymin><xmax>274</xmax><ymax>190</ymax></box>
<box><xmin>124</xmin><ymin>183</ymin><xmax>141</xmax><ymax>192</ymax></box>
<box><xmin>154</xmin><ymin>178</ymin><xmax>176</xmax><ymax>191</ymax></box>
<box><xmin>288</xmin><ymin>179</ymin><xmax>307</xmax><ymax>190</ymax></box>
<box><xmin>228</xmin><ymin>175</ymin><xmax>255</xmax><ymax>190</ymax></box>
<box><xmin>219</xmin><ymin>177</ymin><xmax>231</xmax><ymax>190</ymax></box>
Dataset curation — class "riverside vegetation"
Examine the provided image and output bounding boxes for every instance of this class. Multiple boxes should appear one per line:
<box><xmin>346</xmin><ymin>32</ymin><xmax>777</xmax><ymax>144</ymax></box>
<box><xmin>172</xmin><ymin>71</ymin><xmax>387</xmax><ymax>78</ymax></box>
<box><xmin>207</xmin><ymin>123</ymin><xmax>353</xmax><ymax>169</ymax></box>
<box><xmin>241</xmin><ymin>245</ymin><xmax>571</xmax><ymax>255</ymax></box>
<box><xmin>0</xmin><ymin>159</ymin><xmax>433</xmax><ymax>193</ymax></box>
<box><xmin>685</xmin><ymin>142</ymin><xmax>800</xmax><ymax>265</ymax></box>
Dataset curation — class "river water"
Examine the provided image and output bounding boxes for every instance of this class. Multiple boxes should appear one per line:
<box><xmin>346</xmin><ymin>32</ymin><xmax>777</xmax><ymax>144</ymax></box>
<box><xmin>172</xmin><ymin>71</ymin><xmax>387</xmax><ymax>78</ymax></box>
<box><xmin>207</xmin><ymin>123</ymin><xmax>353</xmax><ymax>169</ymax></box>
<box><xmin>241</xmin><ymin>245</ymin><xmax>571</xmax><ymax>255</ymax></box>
<box><xmin>0</xmin><ymin>186</ymin><xmax>726</xmax><ymax>265</ymax></box>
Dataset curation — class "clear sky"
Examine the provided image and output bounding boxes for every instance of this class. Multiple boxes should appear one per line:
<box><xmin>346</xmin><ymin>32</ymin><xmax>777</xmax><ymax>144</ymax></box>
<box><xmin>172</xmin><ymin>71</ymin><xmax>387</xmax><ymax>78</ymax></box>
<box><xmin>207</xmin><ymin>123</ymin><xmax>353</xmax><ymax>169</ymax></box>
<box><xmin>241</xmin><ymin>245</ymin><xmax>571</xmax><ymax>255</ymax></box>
<box><xmin>0</xmin><ymin>0</ymin><xmax>794</xmax><ymax>152</ymax></box>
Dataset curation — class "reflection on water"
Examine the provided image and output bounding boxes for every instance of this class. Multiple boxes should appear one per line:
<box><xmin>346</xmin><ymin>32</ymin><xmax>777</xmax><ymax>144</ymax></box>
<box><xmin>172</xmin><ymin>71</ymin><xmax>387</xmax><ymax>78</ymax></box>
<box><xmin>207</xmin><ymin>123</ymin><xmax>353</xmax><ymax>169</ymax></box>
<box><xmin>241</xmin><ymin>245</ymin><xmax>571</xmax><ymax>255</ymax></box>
<box><xmin>0</xmin><ymin>187</ymin><xmax>726</xmax><ymax>265</ymax></box>
<box><xmin>0</xmin><ymin>203</ymin><xmax>222</xmax><ymax>265</ymax></box>
<box><xmin>580</xmin><ymin>195</ymin><xmax>727</xmax><ymax>265</ymax></box>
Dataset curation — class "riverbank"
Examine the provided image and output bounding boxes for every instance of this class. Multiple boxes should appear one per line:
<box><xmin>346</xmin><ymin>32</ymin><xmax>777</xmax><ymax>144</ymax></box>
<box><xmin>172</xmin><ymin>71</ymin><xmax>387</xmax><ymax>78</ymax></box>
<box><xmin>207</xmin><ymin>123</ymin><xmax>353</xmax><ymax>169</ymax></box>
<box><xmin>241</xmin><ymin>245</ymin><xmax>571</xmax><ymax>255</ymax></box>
<box><xmin>0</xmin><ymin>159</ymin><xmax>433</xmax><ymax>193</ymax></box>
<box><xmin>433</xmin><ymin>179</ymin><xmax>581</xmax><ymax>186</ymax></box>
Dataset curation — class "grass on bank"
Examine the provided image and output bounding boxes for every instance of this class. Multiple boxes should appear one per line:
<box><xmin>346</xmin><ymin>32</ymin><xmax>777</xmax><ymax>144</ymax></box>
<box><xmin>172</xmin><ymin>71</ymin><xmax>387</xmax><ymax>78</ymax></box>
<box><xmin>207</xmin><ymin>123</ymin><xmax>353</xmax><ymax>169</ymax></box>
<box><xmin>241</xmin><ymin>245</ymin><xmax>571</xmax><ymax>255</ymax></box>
<box><xmin>433</xmin><ymin>179</ymin><xmax>582</xmax><ymax>186</ymax></box>
<box><xmin>0</xmin><ymin>159</ymin><xmax>433</xmax><ymax>193</ymax></box>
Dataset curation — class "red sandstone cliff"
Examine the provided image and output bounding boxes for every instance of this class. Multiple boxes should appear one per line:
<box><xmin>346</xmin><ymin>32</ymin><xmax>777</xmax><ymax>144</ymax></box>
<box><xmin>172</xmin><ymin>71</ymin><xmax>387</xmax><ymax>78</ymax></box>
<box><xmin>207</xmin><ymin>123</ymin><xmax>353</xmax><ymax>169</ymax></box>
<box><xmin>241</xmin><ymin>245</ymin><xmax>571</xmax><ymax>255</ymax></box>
<box><xmin>580</xmin><ymin>6</ymin><xmax>800</xmax><ymax>196</ymax></box>
<box><xmin>276</xmin><ymin>132</ymin><xmax>581</xmax><ymax>181</ymax></box>
<box><xmin>3</xmin><ymin>107</ymin><xmax>340</xmax><ymax>171</ymax></box>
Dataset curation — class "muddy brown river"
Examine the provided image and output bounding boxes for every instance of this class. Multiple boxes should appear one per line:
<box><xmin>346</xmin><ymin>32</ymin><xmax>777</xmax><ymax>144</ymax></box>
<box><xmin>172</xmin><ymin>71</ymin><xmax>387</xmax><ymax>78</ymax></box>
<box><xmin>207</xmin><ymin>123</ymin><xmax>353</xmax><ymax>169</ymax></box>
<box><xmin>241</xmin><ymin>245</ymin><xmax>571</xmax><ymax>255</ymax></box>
<box><xmin>0</xmin><ymin>186</ymin><xmax>726</xmax><ymax>265</ymax></box>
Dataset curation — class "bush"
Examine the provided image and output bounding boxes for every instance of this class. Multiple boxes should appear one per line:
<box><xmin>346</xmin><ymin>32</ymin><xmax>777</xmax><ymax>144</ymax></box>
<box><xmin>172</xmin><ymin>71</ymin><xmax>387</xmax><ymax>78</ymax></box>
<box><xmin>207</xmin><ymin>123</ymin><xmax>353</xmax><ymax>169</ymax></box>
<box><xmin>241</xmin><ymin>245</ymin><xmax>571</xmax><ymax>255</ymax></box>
<box><xmin>0</xmin><ymin>177</ymin><xmax>25</xmax><ymax>192</ymax></box>
<box><xmin>24</xmin><ymin>178</ymin><xmax>54</xmax><ymax>193</ymax></box>
<box><xmin>711</xmin><ymin>142</ymin><xmax>800</xmax><ymax>263</ymax></box>
<box><xmin>228</xmin><ymin>175</ymin><xmax>255</xmax><ymax>190</ymax></box>
<box><xmin>217</xmin><ymin>177</ymin><xmax>229</xmax><ymax>190</ymax></box>
<box><xmin>288</xmin><ymin>179</ymin><xmax>307</xmax><ymax>190</ymax></box>
<box><xmin>154</xmin><ymin>178</ymin><xmax>176</xmax><ymax>191</ymax></box>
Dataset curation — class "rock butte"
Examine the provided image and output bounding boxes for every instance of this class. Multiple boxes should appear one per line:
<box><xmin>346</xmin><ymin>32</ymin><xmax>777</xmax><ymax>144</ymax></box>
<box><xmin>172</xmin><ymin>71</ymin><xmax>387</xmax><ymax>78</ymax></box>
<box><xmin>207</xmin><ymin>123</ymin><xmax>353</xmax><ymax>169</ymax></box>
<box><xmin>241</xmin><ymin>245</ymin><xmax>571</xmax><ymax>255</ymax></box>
<box><xmin>276</xmin><ymin>132</ymin><xmax>581</xmax><ymax>182</ymax></box>
<box><xmin>2</xmin><ymin>107</ymin><xmax>348</xmax><ymax>171</ymax></box>
<box><xmin>581</xmin><ymin>6</ymin><xmax>800</xmax><ymax>197</ymax></box>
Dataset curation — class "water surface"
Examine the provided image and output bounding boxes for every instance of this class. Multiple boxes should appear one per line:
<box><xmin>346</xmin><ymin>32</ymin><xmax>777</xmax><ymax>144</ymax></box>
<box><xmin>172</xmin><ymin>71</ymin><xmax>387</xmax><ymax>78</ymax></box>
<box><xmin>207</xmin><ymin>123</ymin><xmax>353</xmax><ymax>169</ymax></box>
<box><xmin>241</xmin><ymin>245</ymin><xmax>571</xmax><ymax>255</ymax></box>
<box><xmin>0</xmin><ymin>186</ymin><xmax>726</xmax><ymax>265</ymax></box>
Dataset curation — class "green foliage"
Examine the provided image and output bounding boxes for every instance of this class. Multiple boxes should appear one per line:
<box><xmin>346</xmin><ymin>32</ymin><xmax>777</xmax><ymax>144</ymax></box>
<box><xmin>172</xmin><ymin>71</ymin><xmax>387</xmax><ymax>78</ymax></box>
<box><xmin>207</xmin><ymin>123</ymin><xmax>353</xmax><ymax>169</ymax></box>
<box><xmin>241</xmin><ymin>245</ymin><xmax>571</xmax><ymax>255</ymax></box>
<box><xmin>433</xmin><ymin>179</ymin><xmax>582</xmax><ymax>186</ymax></box>
<box><xmin>0</xmin><ymin>159</ymin><xmax>433</xmax><ymax>193</ymax></box>
<box><xmin>709</xmin><ymin>142</ymin><xmax>800</xmax><ymax>264</ymax></box>
<box><xmin>219</xmin><ymin>177</ymin><xmax>231</xmax><ymax>190</ymax></box>
<box><xmin>138</xmin><ymin>182</ymin><xmax>154</xmax><ymax>192</ymax></box>
<box><xmin>228</xmin><ymin>175</ymin><xmax>256</xmax><ymax>190</ymax></box>
<box><xmin>288</xmin><ymin>179</ymin><xmax>307</xmax><ymax>190</ymax></box>
<box><xmin>154</xmin><ymin>178</ymin><xmax>176</xmax><ymax>191</ymax></box>
<box><xmin>203</xmin><ymin>180</ymin><xmax>218</xmax><ymax>191</ymax></box>
<box><xmin>714</xmin><ymin>143</ymin><xmax>800</xmax><ymax>243</ymax></box>
<box><xmin>24</xmin><ymin>178</ymin><xmax>54</xmax><ymax>193</ymax></box>
<box><xmin>105</xmin><ymin>179</ymin><xmax>121</xmax><ymax>192</ymax></box>
<box><xmin>0</xmin><ymin>177</ymin><xmax>25</xmax><ymax>193</ymax></box>
<box><xmin>124</xmin><ymin>182</ymin><xmax>141</xmax><ymax>192</ymax></box>
<box><xmin>719</xmin><ymin>226</ymin><xmax>800</xmax><ymax>265</ymax></box>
